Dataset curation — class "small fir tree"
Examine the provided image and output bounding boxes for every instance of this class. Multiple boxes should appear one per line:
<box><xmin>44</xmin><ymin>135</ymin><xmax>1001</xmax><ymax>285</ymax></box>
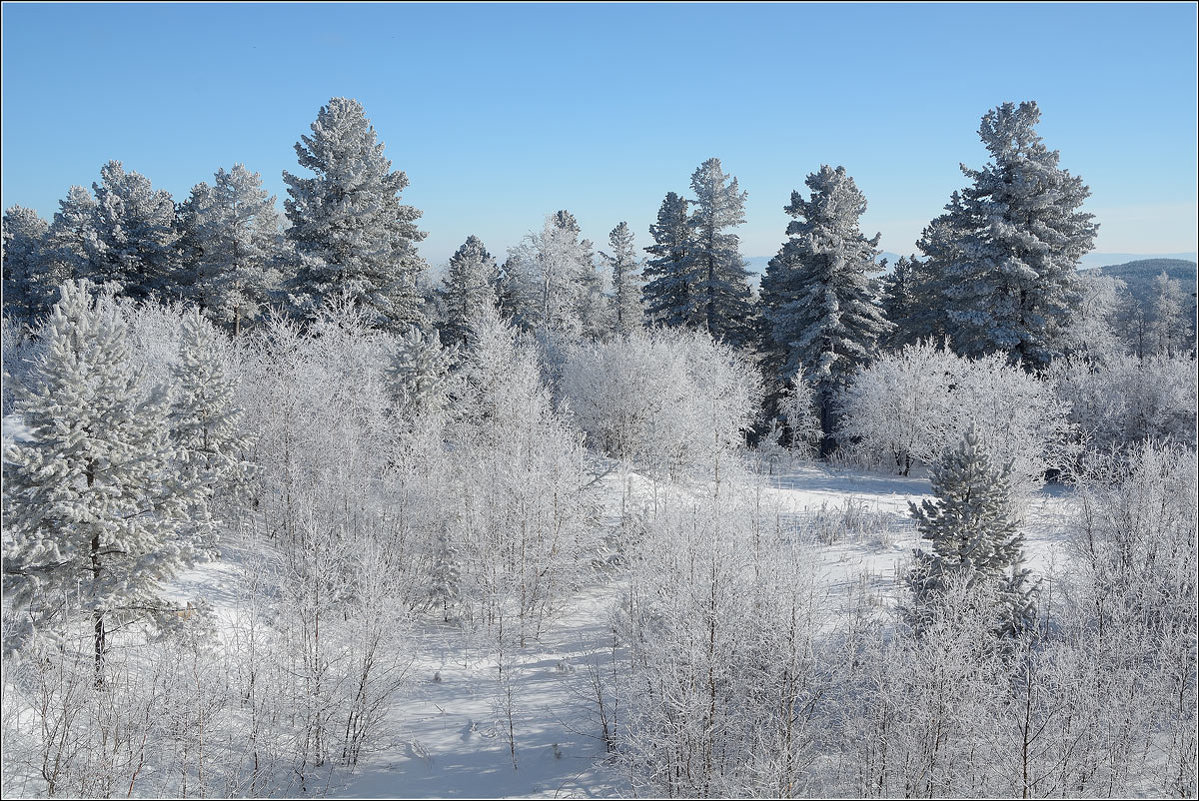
<box><xmin>177</xmin><ymin>164</ymin><xmax>286</xmax><ymax>335</ymax></box>
<box><xmin>171</xmin><ymin>308</ymin><xmax>255</xmax><ymax>528</ymax></box>
<box><xmin>906</xmin><ymin>426</ymin><xmax>1037</xmax><ymax>636</ymax></box>
<box><xmin>388</xmin><ymin>326</ymin><xmax>456</xmax><ymax>420</ymax></box>
<box><xmin>42</xmin><ymin>185</ymin><xmax>102</xmax><ymax>288</ymax></box>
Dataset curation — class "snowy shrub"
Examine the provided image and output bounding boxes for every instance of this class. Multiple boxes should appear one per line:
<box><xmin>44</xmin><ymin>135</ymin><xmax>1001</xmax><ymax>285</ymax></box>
<box><xmin>1048</xmin><ymin>352</ymin><xmax>1198</xmax><ymax>461</ymax></box>
<box><xmin>614</xmin><ymin>481</ymin><xmax>829</xmax><ymax>797</ymax></box>
<box><xmin>444</xmin><ymin>309</ymin><xmax>596</xmax><ymax>644</ymax></box>
<box><xmin>1061</xmin><ymin>272</ymin><xmax>1128</xmax><ymax>363</ymax></box>
<box><xmin>1</xmin><ymin>315</ymin><xmax>38</xmax><ymax>416</ymax></box>
<box><xmin>559</xmin><ymin>327</ymin><xmax>761</xmax><ymax>481</ymax></box>
<box><xmin>837</xmin><ymin>340</ymin><xmax>1070</xmax><ymax>486</ymax></box>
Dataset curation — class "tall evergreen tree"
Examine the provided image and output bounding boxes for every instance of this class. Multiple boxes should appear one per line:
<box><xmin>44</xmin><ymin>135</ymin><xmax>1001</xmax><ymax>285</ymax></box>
<box><xmin>2</xmin><ymin>205</ymin><xmax>50</xmax><ymax>323</ymax></box>
<box><xmin>906</xmin><ymin>426</ymin><xmax>1037</xmax><ymax>636</ymax></box>
<box><xmin>879</xmin><ymin>254</ymin><xmax>943</xmax><ymax>350</ymax></box>
<box><xmin>642</xmin><ymin>191</ymin><xmax>697</xmax><ymax>328</ymax></box>
<box><xmin>760</xmin><ymin>165</ymin><xmax>892</xmax><ymax>451</ymax></box>
<box><xmin>2</xmin><ymin>281</ymin><xmax>201</xmax><ymax>674</ymax></box>
<box><xmin>603</xmin><ymin>221</ymin><xmax>644</xmax><ymax>337</ymax></box>
<box><xmin>440</xmin><ymin>235</ymin><xmax>500</xmax><ymax>347</ymax></box>
<box><xmin>687</xmin><ymin>158</ymin><xmax>755</xmax><ymax>346</ymax></box>
<box><xmin>177</xmin><ymin>164</ymin><xmax>286</xmax><ymax>335</ymax></box>
<box><xmin>283</xmin><ymin>97</ymin><xmax>427</xmax><ymax>330</ymax></box>
<box><xmin>88</xmin><ymin>161</ymin><xmax>181</xmax><ymax>302</ymax></box>
<box><xmin>918</xmin><ymin>101</ymin><xmax>1098</xmax><ymax>368</ymax></box>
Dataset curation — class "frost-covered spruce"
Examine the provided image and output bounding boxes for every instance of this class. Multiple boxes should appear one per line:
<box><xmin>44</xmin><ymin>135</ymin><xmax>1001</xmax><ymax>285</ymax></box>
<box><xmin>918</xmin><ymin>101</ymin><xmax>1098</xmax><ymax>368</ymax></box>
<box><xmin>2</xmin><ymin>281</ymin><xmax>202</xmax><ymax>668</ymax></box>
<box><xmin>284</xmin><ymin>97</ymin><xmax>427</xmax><ymax>331</ymax></box>
<box><xmin>687</xmin><ymin>158</ymin><xmax>756</xmax><ymax>347</ymax></box>
<box><xmin>602</xmin><ymin>221</ymin><xmax>644</xmax><ymax>337</ymax></box>
<box><xmin>2</xmin><ymin>205</ymin><xmax>50</xmax><ymax>323</ymax></box>
<box><xmin>440</xmin><ymin>235</ymin><xmax>500</xmax><ymax>348</ymax></box>
<box><xmin>428</xmin><ymin>530</ymin><xmax>463</xmax><ymax>623</ymax></box>
<box><xmin>761</xmin><ymin>165</ymin><xmax>892</xmax><ymax>449</ymax></box>
<box><xmin>171</xmin><ymin>307</ymin><xmax>254</xmax><ymax>523</ymax></box>
<box><xmin>907</xmin><ymin>426</ymin><xmax>1037</xmax><ymax>636</ymax></box>
<box><xmin>177</xmin><ymin>164</ymin><xmax>286</xmax><ymax>335</ymax></box>
<box><xmin>642</xmin><ymin>191</ymin><xmax>699</xmax><ymax>328</ymax></box>
<box><xmin>87</xmin><ymin>160</ymin><xmax>181</xmax><ymax>302</ymax></box>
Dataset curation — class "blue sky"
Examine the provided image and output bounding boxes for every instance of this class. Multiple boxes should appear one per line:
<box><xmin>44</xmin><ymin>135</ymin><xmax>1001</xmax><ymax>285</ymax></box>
<box><xmin>2</xmin><ymin>2</ymin><xmax>1196</xmax><ymax>267</ymax></box>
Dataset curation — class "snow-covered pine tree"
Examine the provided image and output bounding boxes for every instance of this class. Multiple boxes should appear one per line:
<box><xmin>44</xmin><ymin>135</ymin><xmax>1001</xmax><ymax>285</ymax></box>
<box><xmin>283</xmin><ymin>97</ymin><xmax>428</xmax><ymax>331</ymax></box>
<box><xmin>906</xmin><ymin>426</ymin><xmax>1037</xmax><ymax>637</ymax></box>
<box><xmin>919</xmin><ymin>101</ymin><xmax>1098</xmax><ymax>368</ymax></box>
<box><xmin>602</xmin><ymin>222</ymin><xmax>644</xmax><ymax>337</ymax></box>
<box><xmin>2</xmin><ymin>205</ymin><xmax>50</xmax><ymax>323</ymax></box>
<box><xmin>880</xmin><ymin>254</ymin><xmax>943</xmax><ymax>350</ymax></box>
<box><xmin>42</xmin><ymin>185</ymin><xmax>102</xmax><ymax>289</ymax></box>
<box><xmin>440</xmin><ymin>235</ymin><xmax>500</xmax><ymax>348</ymax></box>
<box><xmin>87</xmin><ymin>161</ymin><xmax>181</xmax><ymax>303</ymax></box>
<box><xmin>177</xmin><ymin>165</ymin><xmax>286</xmax><ymax>335</ymax></box>
<box><xmin>642</xmin><ymin>191</ymin><xmax>698</xmax><ymax>328</ymax></box>
<box><xmin>687</xmin><ymin>158</ymin><xmax>756</xmax><ymax>347</ymax></box>
<box><xmin>2</xmin><ymin>281</ymin><xmax>202</xmax><ymax>675</ymax></box>
<box><xmin>760</xmin><ymin>165</ymin><xmax>892</xmax><ymax>452</ymax></box>
<box><xmin>171</xmin><ymin>307</ymin><xmax>254</xmax><ymax>528</ymax></box>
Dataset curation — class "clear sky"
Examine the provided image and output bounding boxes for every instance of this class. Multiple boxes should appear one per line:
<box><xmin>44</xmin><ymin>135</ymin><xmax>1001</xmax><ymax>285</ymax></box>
<box><xmin>2</xmin><ymin>2</ymin><xmax>1196</xmax><ymax>268</ymax></box>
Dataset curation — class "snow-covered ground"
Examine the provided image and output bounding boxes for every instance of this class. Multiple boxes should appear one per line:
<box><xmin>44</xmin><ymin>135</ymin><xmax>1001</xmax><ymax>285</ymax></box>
<box><xmin>157</xmin><ymin>460</ymin><xmax>1076</xmax><ymax>799</ymax></box>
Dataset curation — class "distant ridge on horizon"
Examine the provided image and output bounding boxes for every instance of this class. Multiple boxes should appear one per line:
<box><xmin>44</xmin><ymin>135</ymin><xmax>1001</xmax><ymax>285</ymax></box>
<box><xmin>742</xmin><ymin>252</ymin><xmax>1198</xmax><ymax>276</ymax></box>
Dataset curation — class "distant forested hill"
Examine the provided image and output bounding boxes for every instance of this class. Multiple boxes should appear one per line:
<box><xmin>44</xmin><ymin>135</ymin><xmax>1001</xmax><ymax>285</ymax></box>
<box><xmin>1087</xmin><ymin>258</ymin><xmax>1197</xmax><ymax>304</ymax></box>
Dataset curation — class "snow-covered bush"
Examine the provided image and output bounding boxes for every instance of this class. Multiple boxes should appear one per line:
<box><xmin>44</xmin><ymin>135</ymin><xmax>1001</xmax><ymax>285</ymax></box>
<box><xmin>559</xmin><ymin>327</ymin><xmax>761</xmax><ymax>481</ymax></box>
<box><xmin>614</xmin><ymin>480</ymin><xmax>829</xmax><ymax>797</ymax></box>
<box><xmin>837</xmin><ymin>340</ymin><xmax>1069</xmax><ymax>486</ymax></box>
<box><xmin>1048</xmin><ymin>352</ymin><xmax>1198</xmax><ymax>461</ymax></box>
<box><xmin>446</xmin><ymin>309</ymin><xmax>595</xmax><ymax>643</ymax></box>
<box><xmin>1</xmin><ymin>315</ymin><xmax>38</xmax><ymax>416</ymax></box>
